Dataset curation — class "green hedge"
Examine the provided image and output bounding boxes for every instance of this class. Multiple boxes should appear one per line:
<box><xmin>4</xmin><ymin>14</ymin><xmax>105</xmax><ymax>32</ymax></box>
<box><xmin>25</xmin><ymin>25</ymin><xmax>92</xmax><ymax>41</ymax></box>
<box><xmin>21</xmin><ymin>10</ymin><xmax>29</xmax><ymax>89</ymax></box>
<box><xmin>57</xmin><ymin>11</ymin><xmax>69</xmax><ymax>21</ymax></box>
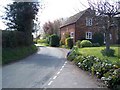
<box><xmin>67</xmin><ymin>47</ymin><xmax>120</xmax><ymax>89</ymax></box>
<box><xmin>2</xmin><ymin>31</ymin><xmax>33</xmax><ymax>48</ymax></box>
<box><xmin>2</xmin><ymin>45</ymin><xmax>38</xmax><ymax>65</ymax></box>
<box><xmin>92</xmin><ymin>32</ymin><xmax>104</xmax><ymax>45</ymax></box>
<box><xmin>49</xmin><ymin>34</ymin><xmax>59</xmax><ymax>47</ymax></box>
<box><xmin>65</xmin><ymin>37</ymin><xmax>73</xmax><ymax>49</ymax></box>
<box><xmin>80</xmin><ymin>40</ymin><xmax>92</xmax><ymax>47</ymax></box>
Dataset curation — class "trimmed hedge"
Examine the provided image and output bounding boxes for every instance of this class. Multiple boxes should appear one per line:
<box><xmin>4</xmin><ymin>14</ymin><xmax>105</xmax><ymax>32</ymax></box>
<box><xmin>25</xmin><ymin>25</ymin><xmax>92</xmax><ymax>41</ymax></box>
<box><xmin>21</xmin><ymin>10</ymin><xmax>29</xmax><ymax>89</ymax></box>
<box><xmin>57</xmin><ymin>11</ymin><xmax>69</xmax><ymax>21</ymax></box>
<box><xmin>65</xmin><ymin>37</ymin><xmax>73</xmax><ymax>49</ymax></box>
<box><xmin>49</xmin><ymin>34</ymin><xmax>59</xmax><ymax>47</ymax></box>
<box><xmin>2</xmin><ymin>31</ymin><xmax>33</xmax><ymax>48</ymax></box>
<box><xmin>80</xmin><ymin>40</ymin><xmax>92</xmax><ymax>47</ymax></box>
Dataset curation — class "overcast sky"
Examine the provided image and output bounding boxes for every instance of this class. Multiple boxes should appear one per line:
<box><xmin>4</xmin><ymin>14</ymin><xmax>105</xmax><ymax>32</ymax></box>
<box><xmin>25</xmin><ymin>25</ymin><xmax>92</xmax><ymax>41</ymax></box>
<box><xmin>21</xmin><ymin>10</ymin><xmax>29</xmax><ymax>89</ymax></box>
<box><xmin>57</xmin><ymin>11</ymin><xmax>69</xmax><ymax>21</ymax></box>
<box><xmin>0</xmin><ymin>0</ymin><xmax>119</xmax><ymax>30</ymax></box>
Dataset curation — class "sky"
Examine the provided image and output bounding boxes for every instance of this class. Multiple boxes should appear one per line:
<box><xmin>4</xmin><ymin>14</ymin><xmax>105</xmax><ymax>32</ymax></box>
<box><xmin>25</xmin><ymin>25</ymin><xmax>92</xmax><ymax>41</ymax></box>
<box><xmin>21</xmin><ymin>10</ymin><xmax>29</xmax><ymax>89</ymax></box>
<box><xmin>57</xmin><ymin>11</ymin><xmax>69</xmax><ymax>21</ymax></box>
<box><xmin>0</xmin><ymin>0</ymin><xmax>119</xmax><ymax>30</ymax></box>
<box><xmin>0</xmin><ymin>0</ymin><xmax>89</xmax><ymax>30</ymax></box>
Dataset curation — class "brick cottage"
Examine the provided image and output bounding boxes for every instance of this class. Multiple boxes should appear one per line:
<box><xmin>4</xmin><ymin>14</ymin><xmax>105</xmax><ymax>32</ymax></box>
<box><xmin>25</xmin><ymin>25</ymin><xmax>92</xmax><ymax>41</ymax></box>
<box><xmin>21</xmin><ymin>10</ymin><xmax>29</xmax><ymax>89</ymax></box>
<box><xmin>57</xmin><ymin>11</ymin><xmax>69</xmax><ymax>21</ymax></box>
<box><xmin>60</xmin><ymin>8</ymin><xmax>118</xmax><ymax>44</ymax></box>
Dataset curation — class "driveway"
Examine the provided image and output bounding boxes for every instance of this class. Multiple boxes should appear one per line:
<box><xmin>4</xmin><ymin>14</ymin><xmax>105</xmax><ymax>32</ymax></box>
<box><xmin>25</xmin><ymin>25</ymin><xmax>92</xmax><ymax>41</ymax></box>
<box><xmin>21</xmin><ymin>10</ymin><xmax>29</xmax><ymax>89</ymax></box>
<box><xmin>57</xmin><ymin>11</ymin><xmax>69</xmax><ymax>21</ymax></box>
<box><xmin>2</xmin><ymin>46</ymin><xmax>104</xmax><ymax>88</ymax></box>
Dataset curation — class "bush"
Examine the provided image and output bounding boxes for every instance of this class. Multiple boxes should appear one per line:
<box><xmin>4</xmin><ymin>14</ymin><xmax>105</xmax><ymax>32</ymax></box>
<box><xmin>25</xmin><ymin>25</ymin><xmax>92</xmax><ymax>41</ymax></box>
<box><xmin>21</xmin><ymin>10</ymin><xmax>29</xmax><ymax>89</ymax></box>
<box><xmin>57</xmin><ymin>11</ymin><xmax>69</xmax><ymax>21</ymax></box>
<box><xmin>65</xmin><ymin>37</ymin><xmax>73</xmax><ymax>49</ymax></box>
<box><xmin>37</xmin><ymin>39</ymin><xmax>47</xmax><ymax>43</ymax></box>
<box><xmin>76</xmin><ymin>40</ymin><xmax>81</xmax><ymax>48</ymax></box>
<box><xmin>92</xmin><ymin>43</ymin><xmax>100</xmax><ymax>47</ymax></box>
<box><xmin>60</xmin><ymin>38</ymin><xmax>65</xmax><ymax>45</ymax></box>
<box><xmin>101</xmin><ymin>48</ymin><xmax>115</xmax><ymax>57</ymax></box>
<box><xmin>80</xmin><ymin>40</ymin><xmax>92</xmax><ymax>47</ymax></box>
<box><xmin>67</xmin><ymin>47</ymin><xmax>120</xmax><ymax>89</ymax></box>
<box><xmin>2</xmin><ymin>31</ymin><xmax>27</xmax><ymax>48</ymax></box>
<box><xmin>92</xmin><ymin>32</ymin><xmax>104</xmax><ymax>45</ymax></box>
<box><xmin>67</xmin><ymin>47</ymin><xmax>81</xmax><ymax>61</ymax></box>
<box><xmin>49</xmin><ymin>34</ymin><xmax>59</xmax><ymax>47</ymax></box>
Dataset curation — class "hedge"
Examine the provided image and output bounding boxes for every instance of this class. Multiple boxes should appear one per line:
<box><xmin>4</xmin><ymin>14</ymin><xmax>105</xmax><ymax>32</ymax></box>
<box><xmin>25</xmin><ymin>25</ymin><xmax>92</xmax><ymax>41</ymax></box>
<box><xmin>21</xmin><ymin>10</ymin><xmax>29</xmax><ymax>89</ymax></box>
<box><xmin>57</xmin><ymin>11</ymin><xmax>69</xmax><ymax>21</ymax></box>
<box><xmin>49</xmin><ymin>34</ymin><xmax>59</xmax><ymax>47</ymax></box>
<box><xmin>65</xmin><ymin>37</ymin><xmax>73</xmax><ymax>49</ymax></box>
<box><xmin>2</xmin><ymin>31</ymin><xmax>33</xmax><ymax>48</ymax></box>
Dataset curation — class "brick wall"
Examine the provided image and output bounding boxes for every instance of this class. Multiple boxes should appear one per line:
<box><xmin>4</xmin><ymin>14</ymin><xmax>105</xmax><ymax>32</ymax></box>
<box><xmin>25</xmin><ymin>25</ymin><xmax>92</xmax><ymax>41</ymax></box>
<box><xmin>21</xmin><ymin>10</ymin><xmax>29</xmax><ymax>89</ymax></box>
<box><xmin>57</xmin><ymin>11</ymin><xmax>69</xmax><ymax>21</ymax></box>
<box><xmin>60</xmin><ymin>24</ymin><xmax>75</xmax><ymax>43</ymax></box>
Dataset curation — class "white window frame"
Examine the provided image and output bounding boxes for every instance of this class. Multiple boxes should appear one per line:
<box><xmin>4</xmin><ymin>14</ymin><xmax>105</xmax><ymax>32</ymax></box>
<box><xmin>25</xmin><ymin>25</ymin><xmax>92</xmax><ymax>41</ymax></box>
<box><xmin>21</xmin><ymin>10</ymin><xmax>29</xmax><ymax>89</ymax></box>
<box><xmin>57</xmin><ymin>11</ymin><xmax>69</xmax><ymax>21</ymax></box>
<box><xmin>86</xmin><ymin>32</ymin><xmax>92</xmax><ymax>39</ymax></box>
<box><xmin>70</xmin><ymin>32</ymin><xmax>74</xmax><ymax>38</ymax></box>
<box><xmin>86</xmin><ymin>17</ymin><xmax>93</xmax><ymax>26</ymax></box>
<box><xmin>109</xmin><ymin>34</ymin><xmax>112</xmax><ymax>40</ymax></box>
<box><xmin>104</xmin><ymin>33</ymin><xmax>106</xmax><ymax>44</ymax></box>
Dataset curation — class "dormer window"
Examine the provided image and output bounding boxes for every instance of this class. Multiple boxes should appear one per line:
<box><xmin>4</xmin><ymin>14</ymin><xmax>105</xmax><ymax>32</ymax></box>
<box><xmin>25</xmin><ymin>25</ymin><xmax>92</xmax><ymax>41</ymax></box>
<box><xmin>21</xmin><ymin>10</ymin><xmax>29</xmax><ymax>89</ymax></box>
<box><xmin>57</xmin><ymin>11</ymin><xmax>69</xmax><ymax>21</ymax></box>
<box><xmin>86</xmin><ymin>17</ymin><xmax>92</xmax><ymax>26</ymax></box>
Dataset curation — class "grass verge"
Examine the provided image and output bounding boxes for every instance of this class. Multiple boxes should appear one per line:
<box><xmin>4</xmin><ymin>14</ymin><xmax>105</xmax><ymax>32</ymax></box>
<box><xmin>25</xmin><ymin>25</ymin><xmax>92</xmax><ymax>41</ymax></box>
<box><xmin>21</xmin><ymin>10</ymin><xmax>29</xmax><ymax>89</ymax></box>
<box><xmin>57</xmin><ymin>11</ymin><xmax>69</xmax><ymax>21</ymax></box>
<box><xmin>78</xmin><ymin>46</ymin><xmax>119</xmax><ymax>63</ymax></box>
<box><xmin>2</xmin><ymin>45</ymin><xmax>38</xmax><ymax>65</ymax></box>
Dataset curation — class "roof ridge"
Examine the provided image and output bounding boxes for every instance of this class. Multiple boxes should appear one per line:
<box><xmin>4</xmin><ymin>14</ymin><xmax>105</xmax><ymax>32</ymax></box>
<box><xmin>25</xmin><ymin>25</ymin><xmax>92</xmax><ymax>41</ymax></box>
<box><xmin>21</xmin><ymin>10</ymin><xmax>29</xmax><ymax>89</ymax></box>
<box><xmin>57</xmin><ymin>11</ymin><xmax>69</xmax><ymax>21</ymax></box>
<box><xmin>60</xmin><ymin>8</ymin><xmax>89</xmax><ymax>28</ymax></box>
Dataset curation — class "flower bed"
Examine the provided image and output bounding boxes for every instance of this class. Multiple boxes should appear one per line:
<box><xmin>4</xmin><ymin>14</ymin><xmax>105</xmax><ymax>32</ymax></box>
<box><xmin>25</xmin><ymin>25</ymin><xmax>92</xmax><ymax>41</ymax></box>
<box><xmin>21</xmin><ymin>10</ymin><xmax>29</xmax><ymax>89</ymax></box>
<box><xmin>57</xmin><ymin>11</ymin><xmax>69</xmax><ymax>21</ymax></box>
<box><xmin>67</xmin><ymin>47</ymin><xmax>120</xmax><ymax>89</ymax></box>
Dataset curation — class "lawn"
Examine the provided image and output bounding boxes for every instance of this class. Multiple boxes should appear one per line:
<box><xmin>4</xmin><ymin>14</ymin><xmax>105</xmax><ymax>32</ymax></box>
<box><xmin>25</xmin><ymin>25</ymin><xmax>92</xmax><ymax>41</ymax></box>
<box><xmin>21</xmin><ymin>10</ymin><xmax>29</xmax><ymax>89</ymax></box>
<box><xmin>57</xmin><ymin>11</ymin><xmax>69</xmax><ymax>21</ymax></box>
<box><xmin>79</xmin><ymin>46</ymin><xmax>119</xmax><ymax>63</ymax></box>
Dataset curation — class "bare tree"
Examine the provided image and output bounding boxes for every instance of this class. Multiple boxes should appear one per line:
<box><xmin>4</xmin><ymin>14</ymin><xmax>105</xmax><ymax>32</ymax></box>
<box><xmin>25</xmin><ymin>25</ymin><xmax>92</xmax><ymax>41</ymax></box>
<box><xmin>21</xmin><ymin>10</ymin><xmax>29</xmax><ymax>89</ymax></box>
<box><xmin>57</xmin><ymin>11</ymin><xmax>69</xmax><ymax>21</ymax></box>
<box><xmin>88</xmin><ymin>0</ymin><xmax>120</xmax><ymax>52</ymax></box>
<box><xmin>43</xmin><ymin>18</ymin><xmax>64</xmax><ymax>37</ymax></box>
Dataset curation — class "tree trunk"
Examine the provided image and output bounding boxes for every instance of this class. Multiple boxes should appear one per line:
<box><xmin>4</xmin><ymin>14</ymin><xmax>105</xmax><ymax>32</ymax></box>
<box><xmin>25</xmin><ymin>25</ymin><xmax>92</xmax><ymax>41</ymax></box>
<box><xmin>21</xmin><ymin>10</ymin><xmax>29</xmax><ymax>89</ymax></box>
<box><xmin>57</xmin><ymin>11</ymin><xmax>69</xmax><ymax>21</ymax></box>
<box><xmin>105</xmin><ymin>15</ymin><xmax>112</xmax><ymax>52</ymax></box>
<box><xmin>105</xmin><ymin>31</ymin><xmax>110</xmax><ymax>51</ymax></box>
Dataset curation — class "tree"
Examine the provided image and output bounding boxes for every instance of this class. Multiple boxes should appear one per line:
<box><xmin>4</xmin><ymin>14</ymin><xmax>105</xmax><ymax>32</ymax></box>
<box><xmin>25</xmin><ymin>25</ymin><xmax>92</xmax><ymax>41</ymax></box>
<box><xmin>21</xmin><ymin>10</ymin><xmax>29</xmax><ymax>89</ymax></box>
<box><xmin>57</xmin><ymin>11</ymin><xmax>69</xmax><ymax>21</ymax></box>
<box><xmin>88</xmin><ymin>0</ymin><xmax>120</xmax><ymax>52</ymax></box>
<box><xmin>43</xmin><ymin>18</ymin><xmax>64</xmax><ymax>37</ymax></box>
<box><xmin>3</xmin><ymin>2</ymin><xmax>40</xmax><ymax>45</ymax></box>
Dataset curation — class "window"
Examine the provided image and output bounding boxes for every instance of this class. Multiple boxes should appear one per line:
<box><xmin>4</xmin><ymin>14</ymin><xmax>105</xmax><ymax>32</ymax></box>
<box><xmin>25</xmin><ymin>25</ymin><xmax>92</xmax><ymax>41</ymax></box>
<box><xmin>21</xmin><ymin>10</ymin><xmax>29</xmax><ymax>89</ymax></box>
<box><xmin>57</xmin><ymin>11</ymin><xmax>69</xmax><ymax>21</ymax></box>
<box><xmin>86</xmin><ymin>17</ymin><xmax>93</xmax><ymax>26</ymax></box>
<box><xmin>86</xmin><ymin>32</ymin><xmax>92</xmax><ymax>39</ymax></box>
<box><xmin>70</xmin><ymin>32</ymin><xmax>74</xmax><ymax>38</ymax></box>
<box><xmin>110</xmin><ymin>34</ymin><xmax>112</xmax><ymax>40</ymax></box>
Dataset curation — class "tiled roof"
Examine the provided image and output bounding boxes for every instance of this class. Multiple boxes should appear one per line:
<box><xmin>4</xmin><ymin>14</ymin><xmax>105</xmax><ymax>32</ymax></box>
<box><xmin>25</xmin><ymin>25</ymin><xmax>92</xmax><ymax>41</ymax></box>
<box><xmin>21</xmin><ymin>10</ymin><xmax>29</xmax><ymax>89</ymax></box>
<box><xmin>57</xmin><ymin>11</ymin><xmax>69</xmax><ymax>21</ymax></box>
<box><xmin>60</xmin><ymin>9</ymin><xmax>87</xmax><ymax>28</ymax></box>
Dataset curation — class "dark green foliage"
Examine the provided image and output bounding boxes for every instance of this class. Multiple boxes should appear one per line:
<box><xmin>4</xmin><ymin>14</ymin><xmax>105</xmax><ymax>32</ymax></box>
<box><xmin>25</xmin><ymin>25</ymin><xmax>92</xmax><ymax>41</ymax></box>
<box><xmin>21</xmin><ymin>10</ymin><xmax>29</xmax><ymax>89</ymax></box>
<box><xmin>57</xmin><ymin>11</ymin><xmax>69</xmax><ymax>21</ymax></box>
<box><xmin>92</xmin><ymin>43</ymin><xmax>100</xmax><ymax>47</ymax></box>
<box><xmin>92</xmin><ymin>32</ymin><xmax>104</xmax><ymax>45</ymax></box>
<box><xmin>76</xmin><ymin>40</ymin><xmax>81</xmax><ymax>48</ymax></box>
<box><xmin>101</xmin><ymin>48</ymin><xmax>115</xmax><ymax>57</ymax></box>
<box><xmin>2</xmin><ymin>45</ymin><xmax>38</xmax><ymax>65</ymax></box>
<box><xmin>65</xmin><ymin>37</ymin><xmax>73</xmax><ymax>49</ymax></box>
<box><xmin>67</xmin><ymin>47</ymin><xmax>81</xmax><ymax>61</ymax></box>
<box><xmin>37</xmin><ymin>39</ymin><xmax>47</xmax><ymax>43</ymax></box>
<box><xmin>49</xmin><ymin>34</ymin><xmax>59</xmax><ymax>47</ymax></box>
<box><xmin>2</xmin><ymin>31</ymin><xmax>28</xmax><ymax>48</ymax></box>
<box><xmin>3</xmin><ymin>2</ymin><xmax>39</xmax><ymax>45</ymax></box>
<box><xmin>80</xmin><ymin>40</ymin><xmax>92</xmax><ymax>47</ymax></box>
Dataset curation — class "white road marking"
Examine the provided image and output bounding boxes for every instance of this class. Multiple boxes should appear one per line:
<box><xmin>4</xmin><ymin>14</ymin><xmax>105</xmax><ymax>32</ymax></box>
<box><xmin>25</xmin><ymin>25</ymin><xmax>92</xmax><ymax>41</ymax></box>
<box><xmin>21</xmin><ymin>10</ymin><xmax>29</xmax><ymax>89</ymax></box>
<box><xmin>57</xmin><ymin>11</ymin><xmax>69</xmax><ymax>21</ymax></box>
<box><xmin>53</xmin><ymin>76</ymin><xmax>57</xmax><ymax>79</ymax></box>
<box><xmin>65</xmin><ymin>61</ymin><xmax>67</xmax><ymax>64</ymax></box>
<box><xmin>60</xmin><ymin>68</ymin><xmax>63</xmax><ymax>71</ymax></box>
<box><xmin>62</xmin><ymin>65</ymin><xmax>64</xmax><ymax>68</ymax></box>
<box><xmin>48</xmin><ymin>81</ymin><xmax>53</xmax><ymax>86</ymax></box>
<box><xmin>57</xmin><ymin>71</ymin><xmax>60</xmax><ymax>75</ymax></box>
<box><xmin>64</xmin><ymin>63</ymin><xmax>66</xmax><ymax>66</ymax></box>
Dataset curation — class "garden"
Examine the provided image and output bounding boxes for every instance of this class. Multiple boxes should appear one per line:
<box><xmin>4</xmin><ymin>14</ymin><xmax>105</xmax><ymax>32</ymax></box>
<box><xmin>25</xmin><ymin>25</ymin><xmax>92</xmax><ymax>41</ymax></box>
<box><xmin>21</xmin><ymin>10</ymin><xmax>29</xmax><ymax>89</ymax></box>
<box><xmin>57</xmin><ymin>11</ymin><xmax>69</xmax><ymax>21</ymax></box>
<box><xmin>67</xmin><ymin>39</ymin><xmax>120</xmax><ymax>90</ymax></box>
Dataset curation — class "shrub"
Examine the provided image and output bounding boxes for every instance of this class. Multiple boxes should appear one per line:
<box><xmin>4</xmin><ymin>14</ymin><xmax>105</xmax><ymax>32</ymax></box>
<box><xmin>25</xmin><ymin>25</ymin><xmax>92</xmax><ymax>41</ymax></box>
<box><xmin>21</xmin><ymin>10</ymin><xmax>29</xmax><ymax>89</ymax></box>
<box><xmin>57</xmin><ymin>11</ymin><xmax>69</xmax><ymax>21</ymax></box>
<box><xmin>67</xmin><ymin>47</ymin><xmax>81</xmax><ymax>61</ymax></box>
<box><xmin>2</xmin><ymin>31</ymin><xmax>27</xmax><ymax>48</ymax></box>
<box><xmin>67</xmin><ymin>48</ymin><xmax>120</xmax><ymax>89</ymax></box>
<box><xmin>92</xmin><ymin>32</ymin><xmax>104</xmax><ymax>45</ymax></box>
<box><xmin>65</xmin><ymin>37</ymin><xmax>73</xmax><ymax>49</ymax></box>
<box><xmin>101</xmin><ymin>48</ymin><xmax>115</xmax><ymax>57</ymax></box>
<box><xmin>92</xmin><ymin>43</ymin><xmax>100</xmax><ymax>47</ymax></box>
<box><xmin>76</xmin><ymin>40</ymin><xmax>81</xmax><ymax>48</ymax></box>
<box><xmin>49</xmin><ymin>34</ymin><xmax>59</xmax><ymax>47</ymax></box>
<box><xmin>60</xmin><ymin>38</ymin><xmax>65</xmax><ymax>45</ymax></box>
<box><xmin>37</xmin><ymin>39</ymin><xmax>47</xmax><ymax>43</ymax></box>
<box><xmin>80</xmin><ymin>40</ymin><xmax>92</xmax><ymax>47</ymax></box>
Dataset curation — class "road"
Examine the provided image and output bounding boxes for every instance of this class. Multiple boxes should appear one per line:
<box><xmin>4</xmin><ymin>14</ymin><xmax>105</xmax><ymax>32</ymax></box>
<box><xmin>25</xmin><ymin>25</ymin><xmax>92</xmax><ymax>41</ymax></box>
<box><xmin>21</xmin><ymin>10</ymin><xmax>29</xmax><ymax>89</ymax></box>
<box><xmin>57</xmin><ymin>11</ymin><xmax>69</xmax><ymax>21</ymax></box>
<box><xmin>2</xmin><ymin>47</ymin><xmax>103</xmax><ymax>88</ymax></box>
